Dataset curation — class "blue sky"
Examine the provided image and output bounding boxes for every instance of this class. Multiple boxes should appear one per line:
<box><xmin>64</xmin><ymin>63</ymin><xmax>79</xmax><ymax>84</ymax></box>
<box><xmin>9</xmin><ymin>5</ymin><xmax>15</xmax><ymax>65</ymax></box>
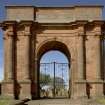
<box><xmin>40</xmin><ymin>51</ymin><xmax>69</xmax><ymax>86</ymax></box>
<box><xmin>0</xmin><ymin>0</ymin><xmax>105</xmax><ymax>81</ymax></box>
<box><xmin>41</xmin><ymin>51</ymin><xmax>68</xmax><ymax>63</ymax></box>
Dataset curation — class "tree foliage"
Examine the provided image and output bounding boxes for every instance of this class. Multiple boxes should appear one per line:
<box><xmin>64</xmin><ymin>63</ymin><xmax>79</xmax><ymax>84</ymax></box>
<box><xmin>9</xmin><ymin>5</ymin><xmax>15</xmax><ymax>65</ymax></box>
<box><xmin>40</xmin><ymin>73</ymin><xmax>65</xmax><ymax>88</ymax></box>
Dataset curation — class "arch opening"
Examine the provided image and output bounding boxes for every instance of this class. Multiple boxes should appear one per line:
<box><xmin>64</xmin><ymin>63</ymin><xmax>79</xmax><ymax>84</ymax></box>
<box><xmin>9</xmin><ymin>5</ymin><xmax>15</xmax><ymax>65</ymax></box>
<box><xmin>36</xmin><ymin>41</ymin><xmax>71</xmax><ymax>99</ymax></box>
<box><xmin>37</xmin><ymin>41</ymin><xmax>71</xmax><ymax>63</ymax></box>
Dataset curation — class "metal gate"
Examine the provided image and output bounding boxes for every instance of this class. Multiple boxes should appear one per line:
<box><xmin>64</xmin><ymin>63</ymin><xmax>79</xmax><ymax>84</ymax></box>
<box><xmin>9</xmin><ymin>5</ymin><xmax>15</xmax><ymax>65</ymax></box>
<box><xmin>40</xmin><ymin>62</ymin><xmax>69</xmax><ymax>98</ymax></box>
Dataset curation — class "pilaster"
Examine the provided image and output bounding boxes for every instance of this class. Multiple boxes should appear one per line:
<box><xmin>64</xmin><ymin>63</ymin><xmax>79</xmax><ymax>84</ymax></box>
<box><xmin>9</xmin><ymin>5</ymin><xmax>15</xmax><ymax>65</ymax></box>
<box><xmin>17</xmin><ymin>21</ymin><xmax>33</xmax><ymax>99</ymax></box>
<box><xmin>85</xmin><ymin>21</ymin><xmax>104</xmax><ymax>98</ymax></box>
<box><xmin>1</xmin><ymin>21</ymin><xmax>17</xmax><ymax>98</ymax></box>
<box><xmin>76</xmin><ymin>21</ymin><xmax>87</xmax><ymax>98</ymax></box>
<box><xmin>93</xmin><ymin>21</ymin><xmax>104</xmax><ymax>97</ymax></box>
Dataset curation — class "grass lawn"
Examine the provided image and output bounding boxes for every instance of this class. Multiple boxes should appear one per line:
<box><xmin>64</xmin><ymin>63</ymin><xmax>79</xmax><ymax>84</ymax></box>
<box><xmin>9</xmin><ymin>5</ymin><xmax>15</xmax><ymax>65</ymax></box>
<box><xmin>0</xmin><ymin>100</ymin><xmax>13</xmax><ymax>105</ymax></box>
<box><xmin>0</xmin><ymin>96</ymin><xmax>21</xmax><ymax>105</ymax></box>
<box><xmin>0</xmin><ymin>99</ymin><xmax>21</xmax><ymax>105</ymax></box>
<box><xmin>96</xmin><ymin>98</ymin><xmax>105</xmax><ymax>105</ymax></box>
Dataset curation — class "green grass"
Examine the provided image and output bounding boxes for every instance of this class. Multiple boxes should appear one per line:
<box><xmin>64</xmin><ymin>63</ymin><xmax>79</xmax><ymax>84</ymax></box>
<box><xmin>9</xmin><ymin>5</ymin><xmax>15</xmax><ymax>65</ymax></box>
<box><xmin>0</xmin><ymin>99</ymin><xmax>21</xmax><ymax>105</ymax></box>
<box><xmin>0</xmin><ymin>96</ymin><xmax>20</xmax><ymax>105</ymax></box>
<box><xmin>0</xmin><ymin>100</ymin><xmax>12</xmax><ymax>105</ymax></box>
<box><xmin>95</xmin><ymin>98</ymin><xmax>105</xmax><ymax>104</ymax></box>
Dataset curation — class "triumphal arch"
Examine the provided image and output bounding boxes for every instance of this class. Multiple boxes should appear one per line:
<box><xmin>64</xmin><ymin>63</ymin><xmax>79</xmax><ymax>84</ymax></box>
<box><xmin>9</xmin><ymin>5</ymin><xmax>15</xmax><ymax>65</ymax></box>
<box><xmin>0</xmin><ymin>5</ymin><xmax>105</xmax><ymax>99</ymax></box>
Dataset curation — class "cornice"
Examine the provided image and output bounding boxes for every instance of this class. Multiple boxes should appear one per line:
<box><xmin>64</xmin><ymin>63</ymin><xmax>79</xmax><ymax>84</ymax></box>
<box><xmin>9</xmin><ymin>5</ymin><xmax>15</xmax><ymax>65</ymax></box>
<box><xmin>5</xmin><ymin>5</ymin><xmax>35</xmax><ymax>8</ymax></box>
<box><xmin>1</xmin><ymin>21</ymin><xmax>17</xmax><ymax>28</ymax></box>
<box><xmin>2</xmin><ymin>21</ymin><xmax>17</xmax><ymax>24</ymax></box>
<box><xmin>0</xmin><ymin>21</ymin><xmax>17</xmax><ymax>31</ymax></box>
<box><xmin>75</xmin><ymin>20</ymin><xmax>88</xmax><ymax>26</ymax></box>
<box><xmin>18</xmin><ymin>20</ymin><xmax>34</xmax><ymax>26</ymax></box>
<box><xmin>92</xmin><ymin>20</ymin><xmax>105</xmax><ymax>26</ymax></box>
<box><xmin>5</xmin><ymin>5</ymin><xmax>104</xmax><ymax>9</ymax></box>
<box><xmin>0</xmin><ymin>20</ymin><xmax>105</xmax><ymax>28</ymax></box>
<box><xmin>38</xmin><ymin>21</ymin><xmax>88</xmax><ymax>27</ymax></box>
<box><xmin>38</xmin><ymin>20</ymin><xmax>105</xmax><ymax>28</ymax></box>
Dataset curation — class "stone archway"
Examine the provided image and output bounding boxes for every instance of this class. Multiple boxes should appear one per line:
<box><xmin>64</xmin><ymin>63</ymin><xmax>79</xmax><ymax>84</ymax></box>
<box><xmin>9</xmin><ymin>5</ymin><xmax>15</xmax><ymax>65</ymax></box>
<box><xmin>36</xmin><ymin>41</ymin><xmax>71</xmax><ymax>98</ymax></box>
<box><xmin>0</xmin><ymin>5</ymin><xmax>105</xmax><ymax>100</ymax></box>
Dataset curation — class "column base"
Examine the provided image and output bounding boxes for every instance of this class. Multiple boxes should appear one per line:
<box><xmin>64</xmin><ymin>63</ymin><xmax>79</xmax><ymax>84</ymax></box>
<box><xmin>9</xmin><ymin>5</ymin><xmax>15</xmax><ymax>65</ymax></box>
<box><xmin>74</xmin><ymin>80</ymin><xmax>87</xmax><ymax>98</ymax></box>
<box><xmin>31</xmin><ymin>82</ymin><xmax>39</xmax><ymax>99</ymax></box>
<box><xmin>1</xmin><ymin>80</ymin><xmax>14</xmax><ymax>99</ymax></box>
<box><xmin>85</xmin><ymin>80</ymin><xmax>104</xmax><ymax>99</ymax></box>
<box><xmin>95</xmin><ymin>83</ymin><xmax>104</xmax><ymax>97</ymax></box>
<box><xmin>19</xmin><ymin>80</ymin><xmax>31</xmax><ymax>99</ymax></box>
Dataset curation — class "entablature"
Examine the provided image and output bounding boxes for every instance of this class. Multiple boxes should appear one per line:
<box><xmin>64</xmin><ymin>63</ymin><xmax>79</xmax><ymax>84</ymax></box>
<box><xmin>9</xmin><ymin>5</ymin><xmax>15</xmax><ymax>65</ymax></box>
<box><xmin>0</xmin><ymin>20</ymin><xmax>105</xmax><ymax>37</ymax></box>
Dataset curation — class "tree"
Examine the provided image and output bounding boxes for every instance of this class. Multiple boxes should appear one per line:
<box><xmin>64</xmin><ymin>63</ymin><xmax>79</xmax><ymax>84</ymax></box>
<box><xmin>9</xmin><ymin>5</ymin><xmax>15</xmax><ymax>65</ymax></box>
<box><xmin>40</xmin><ymin>73</ymin><xmax>65</xmax><ymax>89</ymax></box>
<box><xmin>40</xmin><ymin>73</ymin><xmax>52</xmax><ymax>86</ymax></box>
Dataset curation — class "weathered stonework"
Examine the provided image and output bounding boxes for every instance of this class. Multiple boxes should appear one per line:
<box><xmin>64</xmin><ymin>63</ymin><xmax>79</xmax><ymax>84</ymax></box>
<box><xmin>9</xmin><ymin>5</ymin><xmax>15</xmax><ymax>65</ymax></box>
<box><xmin>0</xmin><ymin>5</ymin><xmax>105</xmax><ymax>99</ymax></box>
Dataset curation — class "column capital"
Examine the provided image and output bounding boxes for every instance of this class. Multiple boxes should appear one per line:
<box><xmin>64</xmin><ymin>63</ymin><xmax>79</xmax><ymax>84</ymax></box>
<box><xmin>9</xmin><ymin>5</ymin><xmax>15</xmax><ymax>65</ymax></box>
<box><xmin>1</xmin><ymin>21</ymin><xmax>17</xmax><ymax>39</ymax></box>
<box><xmin>4</xmin><ymin>28</ymin><xmax>14</xmax><ymax>37</ymax></box>
<box><xmin>92</xmin><ymin>21</ymin><xmax>104</xmax><ymax>36</ymax></box>
<box><xmin>92</xmin><ymin>20</ymin><xmax>104</xmax><ymax>27</ymax></box>
<box><xmin>76</xmin><ymin>20</ymin><xmax>88</xmax><ymax>26</ymax></box>
<box><xmin>19</xmin><ymin>21</ymin><xmax>34</xmax><ymax>36</ymax></box>
<box><xmin>76</xmin><ymin>21</ymin><xmax>87</xmax><ymax>36</ymax></box>
<box><xmin>1</xmin><ymin>21</ymin><xmax>17</xmax><ymax>31</ymax></box>
<box><xmin>19</xmin><ymin>20</ymin><xmax>34</xmax><ymax>26</ymax></box>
